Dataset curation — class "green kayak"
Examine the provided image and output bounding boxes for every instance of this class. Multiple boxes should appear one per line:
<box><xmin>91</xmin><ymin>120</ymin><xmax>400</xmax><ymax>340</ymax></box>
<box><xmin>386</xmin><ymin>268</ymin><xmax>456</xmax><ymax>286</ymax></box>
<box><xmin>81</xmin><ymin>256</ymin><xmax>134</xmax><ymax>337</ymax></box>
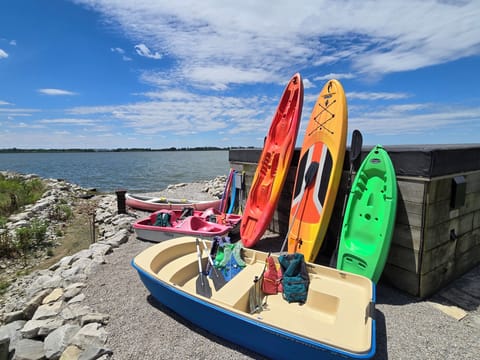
<box><xmin>336</xmin><ymin>145</ymin><xmax>397</xmax><ymax>283</ymax></box>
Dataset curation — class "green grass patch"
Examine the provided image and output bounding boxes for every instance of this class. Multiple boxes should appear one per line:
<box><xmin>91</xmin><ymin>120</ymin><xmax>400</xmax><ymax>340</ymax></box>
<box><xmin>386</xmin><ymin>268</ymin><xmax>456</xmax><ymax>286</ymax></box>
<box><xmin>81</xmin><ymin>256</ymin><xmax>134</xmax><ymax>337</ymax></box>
<box><xmin>0</xmin><ymin>174</ymin><xmax>46</xmax><ymax>217</ymax></box>
<box><xmin>0</xmin><ymin>174</ymin><xmax>47</xmax><ymax>260</ymax></box>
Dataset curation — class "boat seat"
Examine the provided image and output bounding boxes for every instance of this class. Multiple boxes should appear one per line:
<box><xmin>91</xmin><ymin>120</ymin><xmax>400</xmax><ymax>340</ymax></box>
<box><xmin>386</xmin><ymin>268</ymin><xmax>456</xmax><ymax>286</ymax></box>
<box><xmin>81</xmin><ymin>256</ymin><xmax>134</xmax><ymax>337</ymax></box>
<box><xmin>212</xmin><ymin>262</ymin><xmax>265</xmax><ymax>308</ymax></box>
<box><xmin>158</xmin><ymin>252</ymin><xmax>200</xmax><ymax>286</ymax></box>
<box><xmin>188</xmin><ymin>216</ymin><xmax>224</xmax><ymax>232</ymax></box>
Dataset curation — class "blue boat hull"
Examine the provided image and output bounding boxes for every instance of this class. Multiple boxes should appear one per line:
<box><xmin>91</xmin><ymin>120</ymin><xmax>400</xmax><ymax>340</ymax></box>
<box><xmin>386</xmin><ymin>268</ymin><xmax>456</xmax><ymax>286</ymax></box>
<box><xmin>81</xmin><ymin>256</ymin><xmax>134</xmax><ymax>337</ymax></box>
<box><xmin>132</xmin><ymin>260</ymin><xmax>376</xmax><ymax>359</ymax></box>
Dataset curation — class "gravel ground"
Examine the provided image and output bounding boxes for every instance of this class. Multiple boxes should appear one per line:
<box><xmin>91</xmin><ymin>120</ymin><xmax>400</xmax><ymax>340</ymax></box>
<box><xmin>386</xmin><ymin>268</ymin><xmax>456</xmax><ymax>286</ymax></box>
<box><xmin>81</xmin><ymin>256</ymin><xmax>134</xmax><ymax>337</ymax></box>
<box><xmin>82</xmin><ymin>183</ymin><xmax>480</xmax><ymax>360</ymax></box>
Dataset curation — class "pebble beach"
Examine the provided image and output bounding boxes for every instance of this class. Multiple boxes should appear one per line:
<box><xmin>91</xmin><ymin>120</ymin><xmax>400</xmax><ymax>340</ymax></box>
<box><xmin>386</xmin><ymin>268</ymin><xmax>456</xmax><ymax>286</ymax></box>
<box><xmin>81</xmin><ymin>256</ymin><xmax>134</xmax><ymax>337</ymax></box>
<box><xmin>1</xmin><ymin>175</ymin><xmax>479</xmax><ymax>359</ymax></box>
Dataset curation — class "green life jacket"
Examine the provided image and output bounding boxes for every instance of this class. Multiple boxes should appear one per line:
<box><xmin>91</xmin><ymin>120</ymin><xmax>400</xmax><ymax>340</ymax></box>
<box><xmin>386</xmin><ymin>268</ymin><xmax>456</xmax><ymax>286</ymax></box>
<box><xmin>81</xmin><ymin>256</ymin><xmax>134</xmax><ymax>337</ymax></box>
<box><xmin>214</xmin><ymin>241</ymin><xmax>245</xmax><ymax>281</ymax></box>
<box><xmin>154</xmin><ymin>212</ymin><xmax>171</xmax><ymax>227</ymax></box>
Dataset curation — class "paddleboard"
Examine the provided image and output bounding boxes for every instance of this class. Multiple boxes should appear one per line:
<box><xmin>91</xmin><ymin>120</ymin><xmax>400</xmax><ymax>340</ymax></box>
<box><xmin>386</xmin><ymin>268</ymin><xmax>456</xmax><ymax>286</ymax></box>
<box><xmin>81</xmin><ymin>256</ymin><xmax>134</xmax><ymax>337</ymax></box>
<box><xmin>220</xmin><ymin>169</ymin><xmax>235</xmax><ymax>213</ymax></box>
<box><xmin>287</xmin><ymin>79</ymin><xmax>347</xmax><ymax>262</ymax></box>
<box><xmin>241</xmin><ymin>73</ymin><xmax>304</xmax><ymax>248</ymax></box>
<box><xmin>336</xmin><ymin>145</ymin><xmax>398</xmax><ymax>283</ymax></box>
<box><xmin>227</xmin><ymin>171</ymin><xmax>237</xmax><ymax>214</ymax></box>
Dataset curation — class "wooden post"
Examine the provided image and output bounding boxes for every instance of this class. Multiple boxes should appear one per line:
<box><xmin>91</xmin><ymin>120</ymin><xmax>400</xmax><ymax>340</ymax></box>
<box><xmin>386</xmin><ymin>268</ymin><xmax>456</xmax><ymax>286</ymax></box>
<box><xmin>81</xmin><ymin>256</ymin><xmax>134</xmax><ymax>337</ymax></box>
<box><xmin>116</xmin><ymin>189</ymin><xmax>127</xmax><ymax>214</ymax></box>
<box><xmin>91</xmin><ymin>212</ymin><xmax>96</xmax><ymax>243</ymax></box>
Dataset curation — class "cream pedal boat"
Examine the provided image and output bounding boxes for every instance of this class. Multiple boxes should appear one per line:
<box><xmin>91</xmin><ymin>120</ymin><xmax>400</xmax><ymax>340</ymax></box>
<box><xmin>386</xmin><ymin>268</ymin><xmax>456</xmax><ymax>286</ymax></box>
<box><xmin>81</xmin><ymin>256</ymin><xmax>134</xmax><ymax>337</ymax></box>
<box><xmin>132</xmin><ymin>236</ymin><xmax>376</xmax><ymax>359</ymax></box>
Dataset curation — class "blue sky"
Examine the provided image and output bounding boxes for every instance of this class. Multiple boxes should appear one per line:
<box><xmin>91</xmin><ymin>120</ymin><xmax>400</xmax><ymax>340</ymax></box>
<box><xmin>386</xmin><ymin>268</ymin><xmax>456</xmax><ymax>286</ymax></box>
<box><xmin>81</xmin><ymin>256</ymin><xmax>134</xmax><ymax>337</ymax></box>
<box><xmin>1</xmin><ymin>0</ymin><xmax>479</xmax><ymax>149</ymax></box>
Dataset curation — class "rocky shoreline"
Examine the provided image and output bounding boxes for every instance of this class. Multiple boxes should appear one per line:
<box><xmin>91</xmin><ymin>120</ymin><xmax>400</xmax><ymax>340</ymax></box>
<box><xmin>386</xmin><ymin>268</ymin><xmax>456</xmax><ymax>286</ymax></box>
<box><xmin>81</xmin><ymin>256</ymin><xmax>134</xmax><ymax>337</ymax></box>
<box><xmin>0</xmin><ymin>173</ymin><xmax>226</xmax><ymax>360</ymax></box>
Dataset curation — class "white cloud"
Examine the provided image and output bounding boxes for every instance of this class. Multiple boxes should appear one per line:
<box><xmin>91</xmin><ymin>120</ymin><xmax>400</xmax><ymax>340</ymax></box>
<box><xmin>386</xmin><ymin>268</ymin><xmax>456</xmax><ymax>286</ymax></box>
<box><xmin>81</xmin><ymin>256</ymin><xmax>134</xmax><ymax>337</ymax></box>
<box><xmin>73</xmin><ymin>0</ymin><xmax>480</xmax><ymax>86</ymax></box>
<box><xmin>349</xmin><ymin>103</ymin><xmax>480</xmax><ymax>136</ymax></box>
<box><xmin>111</xmin><ymin>47</ymin><xmax>125</xmax><ymax>54</ymax></box>
<box><xmin>0</xmin><ymin>100</ymin><xmax>11</xmax><ymax>106</ymax></box>
<box><xmin>38</xmin><ymin>118</ymin><xmax>97</xmax><ymax>125</ymax></box>
<box><xmin>135</xmin><ymin>44</ymin><xmax>162</xmax><ymax>59</ymax></box>
<box><xmin>183</xmin><ymin>65</ymin><xmax>275</xmax><ymax>90</ymax></box>
<box><xmin>9</xmin><ymin>40</ymin><xmax>16</xmax><ymax>46</ymax></box>
<box><xmin>67</xmin><ymin>89</ymin><xmax>272</xmax><ymax>137</ymax></box>
<box><xmin>0</xmin><ymin>49</ymin><xmax>8</xmax><ymax>59</ymax></box>
<box><xmin>37</xmin><ymin>88</ymin><xmax>77</xmax><ymax>96</ymax></box>
<box><xmin>302</xmin><ymin>78</ymin><xmax>314</xmax><ymax>89</ymax></box>
<box><xmin>348</xmin><ymin>91</ymin><xmax>411</xmax><ymax>101</ymax></box>
<box><xmin>111</xmin><ymin>47</ymin><xmax>132</xmax><ymax>61</ymax></box>
<box><xmin>0</xmin><ymin>107</ymin><xmax>39</xmax><ymax>117</ymax></box>
<box><xmin>314</xmin><ymin>73</ymin><xmax>356</xmax><ymax>81</ymax></box>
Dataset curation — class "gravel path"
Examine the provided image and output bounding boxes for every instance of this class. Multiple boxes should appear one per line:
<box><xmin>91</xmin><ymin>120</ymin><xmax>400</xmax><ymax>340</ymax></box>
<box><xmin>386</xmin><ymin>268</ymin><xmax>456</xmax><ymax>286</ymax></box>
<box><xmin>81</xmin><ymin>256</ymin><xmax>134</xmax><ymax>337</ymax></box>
<box><xmin>82</xmin><ymin>232</ymin><xmax>480</xmax><ymax>360</ymax></box>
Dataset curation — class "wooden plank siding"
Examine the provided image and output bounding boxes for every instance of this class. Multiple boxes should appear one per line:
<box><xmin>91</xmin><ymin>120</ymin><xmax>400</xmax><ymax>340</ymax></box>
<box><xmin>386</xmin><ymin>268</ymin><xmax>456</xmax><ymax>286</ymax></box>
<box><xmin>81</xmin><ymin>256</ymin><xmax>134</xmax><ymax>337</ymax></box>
<box><xmin>229</xmin><ymin>147</ymin><xmax>480</xmax><ymax>298</ymax></box>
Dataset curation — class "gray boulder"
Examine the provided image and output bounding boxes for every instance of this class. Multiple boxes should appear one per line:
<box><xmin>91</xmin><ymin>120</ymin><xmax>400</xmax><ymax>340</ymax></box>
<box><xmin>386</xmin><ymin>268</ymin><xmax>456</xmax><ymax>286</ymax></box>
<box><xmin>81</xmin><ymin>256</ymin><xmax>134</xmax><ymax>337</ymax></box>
<box><xmin>23</xmin><ymin>289</ymin><xmax>52</xmax><ymax>320</ymax></box>
<box><xmin>42</xmin><ymin>289</ymin><xmax>64</xmax><ymax>304</ymax></box>
<box><xmin>88</xmin><ymin>244</ymin><xmax>111</xmax><ymax>258</ymax></box>
<box><xmin>20</xmin><ymin>318</ymin><xmax>64</xmax><ymax>339</ymax></box>
<box><xmin>3</xmin><ymin>311</ymin><xmax>25</xmax><ymax>324</ymax></box>
<box><xmin>32</xmin><ymin>301</ymin><xmax>64</xmax><ymax>320</ymax></box>
<box><xmin>59</xmin><ymin>304</ymin><xmax>91</xmax><ymax>322</ymax></box>
<box><xmin>0</xmin><ymin>320</ymin><xmax>26</xmax><ymax>352</ymax></box>
<box><xmin>69</xmin><ymin>323</ymin><xmax>107</xmax><ymax>349</ymax></box>
<box><xmin>63</xmin><ymin>284</ymin><xmax>85</xmax><ymax>301</ymax></box>
<box><xmin>43</xmin><ymin>324</ymin><xmax>80</xmax><ymax>360</ymax></box>
<box><xmin>0</xmin><ymin>331</ymin><xmax>10</xmax><ymax>360</ymax></box>
<box><xmin>12</xmin><ymin>339</ymin><xmax>45</xmax><ymax>360</ymax></box>
<box><xmin>101</xmin><ymin>229</ymin><xmax>129</xmax><ymax>248</ymax></box>
<box><xmin>78</xmin><ymin>346</ymin><xmax>112</xmax><ymax>360</ymax></box>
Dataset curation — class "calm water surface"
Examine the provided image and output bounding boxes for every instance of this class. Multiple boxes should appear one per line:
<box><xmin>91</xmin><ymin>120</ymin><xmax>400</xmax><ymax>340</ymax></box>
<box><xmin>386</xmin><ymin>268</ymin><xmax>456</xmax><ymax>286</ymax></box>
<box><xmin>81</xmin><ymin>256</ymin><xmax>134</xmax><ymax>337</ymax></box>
<box><xmin>0</xmin><ymin>151</ymin><xmax>230</xmax><ymax>193</ymax></box>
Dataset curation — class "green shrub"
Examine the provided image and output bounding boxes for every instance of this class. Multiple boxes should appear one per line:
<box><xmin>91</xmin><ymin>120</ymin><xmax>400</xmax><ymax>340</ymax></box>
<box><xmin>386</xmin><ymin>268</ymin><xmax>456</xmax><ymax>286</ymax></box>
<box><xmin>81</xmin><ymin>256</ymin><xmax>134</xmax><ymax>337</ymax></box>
<box><xmin>12</xmin><ymin>219</ymin><xmax>49</xmax><ymax>263</ymax></box>
<box><xmin>15</xmin><ymin>227</ymin><xmax>32</xmax><ymax>264</ymax></box>
<box><xmin>49</xmin><ymin>203</ymin><xmax>73</xmax><ymax>221</ymax></box>
<box><xmin>30</xmin><ymin>219</ymin><xmax>49</xmax><ymax>245</ymax></box>
<box><xmin>0</xmin><ymin>228</ymin><xmax>16</xmax><ymax>258</ymax></box>
<box><xmin>0</xmin><ymin>175</ymin><xmax>46</xmax><ymax>217</ymax></box>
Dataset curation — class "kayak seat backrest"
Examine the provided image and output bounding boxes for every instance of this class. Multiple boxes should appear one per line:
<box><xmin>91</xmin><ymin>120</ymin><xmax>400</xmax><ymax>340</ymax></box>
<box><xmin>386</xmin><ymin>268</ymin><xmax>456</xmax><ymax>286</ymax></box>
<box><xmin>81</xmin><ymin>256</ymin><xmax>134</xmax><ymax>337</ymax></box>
<box><xmin>188</xmin><ymin>216</ymin><xmax>223</xmax><ymax>232</ymax></box>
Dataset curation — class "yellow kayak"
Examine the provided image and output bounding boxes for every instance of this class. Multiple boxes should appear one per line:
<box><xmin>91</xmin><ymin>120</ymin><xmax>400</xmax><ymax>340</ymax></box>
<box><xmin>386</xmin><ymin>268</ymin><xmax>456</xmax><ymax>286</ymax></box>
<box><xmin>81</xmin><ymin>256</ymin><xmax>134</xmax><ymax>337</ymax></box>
<box><xmin>288</xmin><ymin>79</ymin><xmax>348</xmax><ymax>262</ymax></box>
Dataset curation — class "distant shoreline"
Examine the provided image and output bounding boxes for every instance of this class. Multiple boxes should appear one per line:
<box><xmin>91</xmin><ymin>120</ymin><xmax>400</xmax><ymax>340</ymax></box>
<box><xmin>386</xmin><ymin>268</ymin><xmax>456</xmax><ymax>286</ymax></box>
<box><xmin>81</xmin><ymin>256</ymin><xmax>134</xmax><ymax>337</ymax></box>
<box><xmin>0</xmin><ymin>146</ymin><xmax>256</xmax><ymax>153</ymax></box>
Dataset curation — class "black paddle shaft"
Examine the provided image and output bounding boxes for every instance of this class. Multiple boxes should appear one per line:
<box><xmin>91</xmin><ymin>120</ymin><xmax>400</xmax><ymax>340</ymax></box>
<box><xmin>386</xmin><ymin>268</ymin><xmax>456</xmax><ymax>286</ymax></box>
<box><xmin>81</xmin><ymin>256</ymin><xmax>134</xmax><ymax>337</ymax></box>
<box><xmin>329</xmin><ymin>130</ymin><xmax>363</xmax><ymax>267</ymax></box>
<box><xmin>195</xmin><ymin>238</ymin><xmax>212</xmax><ymax>298</ymax></box>
<box><xmin>348</xmin><ymin>129</ymin><xmax>363</xmax><ymax>185</ymax></box>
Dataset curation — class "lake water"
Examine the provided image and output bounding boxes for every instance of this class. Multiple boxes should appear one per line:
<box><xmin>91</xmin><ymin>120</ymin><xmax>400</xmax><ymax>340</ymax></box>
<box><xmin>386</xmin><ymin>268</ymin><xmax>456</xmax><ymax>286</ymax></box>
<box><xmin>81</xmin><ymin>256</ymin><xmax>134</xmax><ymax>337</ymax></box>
<box><xmin>0</xmin><ymin>151</ymin><xmax>230</xmax><ymax>193</ymax></box>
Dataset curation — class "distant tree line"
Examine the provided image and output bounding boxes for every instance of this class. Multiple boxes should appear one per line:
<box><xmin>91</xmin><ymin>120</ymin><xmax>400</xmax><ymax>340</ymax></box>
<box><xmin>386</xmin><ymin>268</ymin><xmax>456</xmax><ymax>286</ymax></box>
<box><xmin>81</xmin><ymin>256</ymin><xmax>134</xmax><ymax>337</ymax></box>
<box><xmin>0</xmin><ymin>146</ymin><xmax>257</xmax><ymax>153</ymax></box>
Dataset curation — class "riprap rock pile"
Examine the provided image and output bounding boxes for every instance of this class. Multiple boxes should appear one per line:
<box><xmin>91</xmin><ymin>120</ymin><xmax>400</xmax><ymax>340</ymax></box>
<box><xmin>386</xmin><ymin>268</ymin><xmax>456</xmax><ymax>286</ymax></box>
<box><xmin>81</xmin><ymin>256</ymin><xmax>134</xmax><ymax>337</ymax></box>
<box><xmin>1</xmin><ymin>191</ymin><xmax>135</xmax><ymax>360</ymax></box>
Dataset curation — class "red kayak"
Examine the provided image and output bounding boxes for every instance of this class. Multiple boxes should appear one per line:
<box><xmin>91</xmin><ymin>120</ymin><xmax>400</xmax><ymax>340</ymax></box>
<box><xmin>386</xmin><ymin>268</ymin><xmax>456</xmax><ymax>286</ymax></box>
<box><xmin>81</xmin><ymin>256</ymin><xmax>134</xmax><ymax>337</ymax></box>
<box><xmin>240</xmin><ymin>73</ymin><xmax>303</xmax><ymax>248</ymax></box>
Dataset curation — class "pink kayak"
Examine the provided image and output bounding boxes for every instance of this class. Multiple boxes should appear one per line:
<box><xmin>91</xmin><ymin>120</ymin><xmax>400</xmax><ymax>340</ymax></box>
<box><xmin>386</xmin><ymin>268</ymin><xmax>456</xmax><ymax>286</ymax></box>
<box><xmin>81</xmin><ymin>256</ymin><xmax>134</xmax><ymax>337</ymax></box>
<box><xmin>133</xmin><ymin>208</ymin><xmax>241</xmax><ymax>242</ymax></box>
<box><xmin>126</xmin><ymin>193</ymin><xmax>222</xmax><ymax>212</ymax></box>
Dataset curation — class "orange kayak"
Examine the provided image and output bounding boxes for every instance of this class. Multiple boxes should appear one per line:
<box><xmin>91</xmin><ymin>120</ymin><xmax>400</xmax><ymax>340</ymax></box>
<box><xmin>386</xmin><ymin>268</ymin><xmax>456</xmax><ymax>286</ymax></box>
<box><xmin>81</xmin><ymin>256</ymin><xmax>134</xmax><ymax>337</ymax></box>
<box><xmin>241</xmin><ymin>73</ymin><xmax>304</xmax><ymax>248</ymax></box>
<box><xmin>287</xmin><ymin>79</ymin><xmax>347</xmax><ymax>262</ymax></box>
